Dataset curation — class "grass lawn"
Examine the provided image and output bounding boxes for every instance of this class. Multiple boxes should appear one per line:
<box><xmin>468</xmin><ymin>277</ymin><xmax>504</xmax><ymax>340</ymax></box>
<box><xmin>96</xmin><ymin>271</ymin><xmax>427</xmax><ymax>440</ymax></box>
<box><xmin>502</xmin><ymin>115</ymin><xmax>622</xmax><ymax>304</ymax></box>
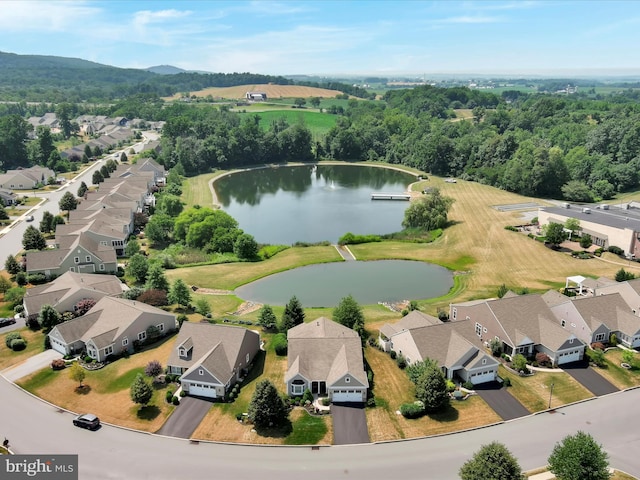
<box><xmin>593</xmin><ymin>348</ymin><xmax>640</xmax><ymax>390</ymax></box>
<box><xmin>0</xmin><ymin>328</ymin><xmax>45</xmax><ymax>370</ymax></box>
<box><xmin>498</xmin><ymin>365</ymin><xmax>593</xmax><ymax>412</ymax></box>
<box><xmin>165</xmin><ymin>246</ymin><xmax>342</xmax><ymax>290</ymax></box>
<box><xmin>17</xmin><ymin>335</ymin><xmax>177</xmax><ymax>432</ymax></box>
<box><xmin>181</xmin><ymin>171</ymin><xmax>226</xmax><ymax>208</ymax></box>
<box><xmin>364</xmin><ymin>346</ymin><xmax>501</xmax><ymax>441</ymax></box>
<box><xmin>284</xmin><ymin>408</ymin><xmax>331</xmax><ymax>445</ymax></box>
<box><xmin>238</xmin><ymin>110</ymin><xmax>337</xmax><ymax>137</ymax></box>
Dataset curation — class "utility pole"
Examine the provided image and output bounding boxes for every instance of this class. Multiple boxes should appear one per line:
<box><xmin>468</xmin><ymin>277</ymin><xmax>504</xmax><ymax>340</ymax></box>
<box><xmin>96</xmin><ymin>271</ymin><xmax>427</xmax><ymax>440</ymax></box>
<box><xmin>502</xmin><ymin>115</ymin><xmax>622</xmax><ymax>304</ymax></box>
<box><xmin>548</xmin><ymin>382</ymin><xmax>555</xmax><ymax>409</ymax></box>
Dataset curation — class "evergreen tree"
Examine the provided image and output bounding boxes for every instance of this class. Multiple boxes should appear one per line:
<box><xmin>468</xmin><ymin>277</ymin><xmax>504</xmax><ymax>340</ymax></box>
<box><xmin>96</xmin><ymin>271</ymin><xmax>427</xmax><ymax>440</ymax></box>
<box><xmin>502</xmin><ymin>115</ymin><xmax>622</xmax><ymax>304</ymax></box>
<box><xmin>548</xmin><ymin>431</ymin><xmax>610</xmax><ymax>480</ymax></box>
<box><xmin>459</xmin><ymin>442</ymin><xmax>524</xmax><ymax>480</ymax></box>
<box><xmin>415</xmin><ymin>364</ymin><xmax>450</xmax><ymax>413</ymax></box>
<box><xmin>5</xmin><ymin>255</ymin><xmax>21</xmax><ymax>275</ymax></box>
<box><xmin>77</xmin><ymin>181</ymin><xmax>88</xmax><ymax>198</ymax></box>
<box><xmin>248</xmin><ymin>379</ymin><xmax>289</xmax><ymax>429</ymax></box>
<box><xmin>257</xmin><ymin>304</ymin><xmax>277</xmax><ymax>330</ymax></box>
<box><xmin>145</xmin><ymin>263</ymin><xmax>169</xmax><ymax>292</ymax></box>
<box><xmin>92</xmin><ymin>169</ymin><xmax>104</xmax><ymax>185</ymax></box>
<box><xmin>280</xmin><ymin>295</ymin><xmax>305</xmax><ymax>332</ymax></box>
<box><xmin>39</xmin><ymin>210</ymin><xmax>54</xmax><ymax>233</ymax></box>
<box><xmin>0</xmin><ymin>204</ymin><xmax>8</xmax><ymax>221</ymax></box>
<box><xmin>169</xmin><ymin>279</ymin><xmax>191</xmax><ymax>308</ymax></box>
<box><xmin>22</xmin><ymin>225</ymin><xmax>47</xmax><ymax>250</ymax></box>
<box><xmin>130</xmin><ymin>373</ymin><xmax>153</xmax><ymax>407</ymax></box>
<box><xmin>58</xmin><ymin>191</ymin><xmax>78</xmax><ymax>219</ymax></box>
<box><xmin>333</xmin><ymin>294</ymin><xmax>365</xmax><ymax>338</ymax></box>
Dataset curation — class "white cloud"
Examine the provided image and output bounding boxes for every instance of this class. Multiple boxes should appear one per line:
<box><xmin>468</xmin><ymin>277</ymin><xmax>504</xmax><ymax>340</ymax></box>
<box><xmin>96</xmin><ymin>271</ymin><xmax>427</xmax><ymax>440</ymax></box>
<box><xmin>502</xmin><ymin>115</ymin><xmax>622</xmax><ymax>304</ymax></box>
<box><xmin>438</xmin><ymin>15</ymin><xmax>504</xmax><ymax>24</ymax></box>
<box><xmin>0</xmin><ymin>0</ymin><xmax>101</xmax><ymax>32</ymax></box>
<box><xmin>133</xmin><ymin>9</ymin><xmax>193</xmax><ymax>27</ymax></box>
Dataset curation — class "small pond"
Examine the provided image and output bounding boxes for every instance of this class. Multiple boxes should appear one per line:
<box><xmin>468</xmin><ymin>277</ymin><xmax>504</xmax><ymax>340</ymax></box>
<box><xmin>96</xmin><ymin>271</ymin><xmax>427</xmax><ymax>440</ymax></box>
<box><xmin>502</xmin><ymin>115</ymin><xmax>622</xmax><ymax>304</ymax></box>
<box><xmin>234</xmin><ymin>260</ymin><xmax>453</xmax><ymax>307</ymax></box>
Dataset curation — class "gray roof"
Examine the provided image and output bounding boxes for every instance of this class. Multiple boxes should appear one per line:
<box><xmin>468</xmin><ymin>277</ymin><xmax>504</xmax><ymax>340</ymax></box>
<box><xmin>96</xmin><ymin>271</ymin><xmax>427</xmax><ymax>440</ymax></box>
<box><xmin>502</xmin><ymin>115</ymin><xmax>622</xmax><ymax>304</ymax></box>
<box><xmin>285</xmin><ymin>317</ymin><xmax>368</xmax><ymax>387</ymax></box>
<box><xmin>379</xmin><ymin>310</ymin><xmax>440</xmax><ymax>339</ymax></box>
<box><xmin>571</xmin><ymin>293</ymin><xmax>633</xmax><ymax>332</ymax></box>
<box><xmin>167</xmin><ymin>322</ymin><xmax>259</xmax><ymax>384</ymax></box>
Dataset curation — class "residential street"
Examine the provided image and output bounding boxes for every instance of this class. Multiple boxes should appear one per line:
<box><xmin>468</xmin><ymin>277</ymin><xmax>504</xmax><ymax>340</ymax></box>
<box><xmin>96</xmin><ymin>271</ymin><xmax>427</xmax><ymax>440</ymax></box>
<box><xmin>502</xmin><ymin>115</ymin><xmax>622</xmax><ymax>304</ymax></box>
<box><xmin>1</xmin><ymin>375</ymin><xmax>639</xmax><ymax>480</ymax></box>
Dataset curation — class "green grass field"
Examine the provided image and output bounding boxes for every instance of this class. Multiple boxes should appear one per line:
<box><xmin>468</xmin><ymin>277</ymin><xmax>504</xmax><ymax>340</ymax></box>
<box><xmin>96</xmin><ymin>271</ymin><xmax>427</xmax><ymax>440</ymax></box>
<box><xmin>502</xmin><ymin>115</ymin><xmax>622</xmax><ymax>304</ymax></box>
<box><xmin>238</xmin><ymin>109</ymin><xmax>337</xmax><ymax>136</ymax></box>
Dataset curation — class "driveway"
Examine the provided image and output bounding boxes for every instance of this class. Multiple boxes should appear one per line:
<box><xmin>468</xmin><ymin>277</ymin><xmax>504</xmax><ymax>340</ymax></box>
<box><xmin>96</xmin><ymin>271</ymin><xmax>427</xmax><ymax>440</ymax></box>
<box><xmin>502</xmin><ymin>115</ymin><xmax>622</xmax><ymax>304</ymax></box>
<box><xmin>1</xmin><ymin>349</ymin><xmax>62</xmax><ymax>382</ymax></box>
<box><xmin>474</xmin><ymin>381</ymin><xmax>530</xmax><ymax>420</ymax></box>
<box><xmin>156</xmin><ymin>396</ymin><xmax>213</xmax><ymax>438</ymax></box>
<box><xmin>331</xmin><ymin>402</ymin><xmax>370</xmax><ymax>445</ymax></box>
<box><xmin>562</xmin><ymin>360</ymin><xmax>619</xmax><ymax>396</ymax></box>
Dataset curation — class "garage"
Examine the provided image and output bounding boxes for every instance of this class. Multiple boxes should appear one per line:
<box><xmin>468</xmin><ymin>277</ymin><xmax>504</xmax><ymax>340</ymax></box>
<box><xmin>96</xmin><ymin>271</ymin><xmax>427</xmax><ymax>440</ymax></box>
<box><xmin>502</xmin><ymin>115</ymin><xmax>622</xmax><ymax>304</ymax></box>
<box><xmin>49</xmin><ymin>337</ymin><xmax>68</xmax><ymax>355</ymax></box>
<box><xmin>469</xmin><ymin>369</ymin><xmax>496</xmax><ymax>385</ymax></box>
<box><xmin>557</xmin><ymin>349</ymin><xmax>582</xmax><ymax>365</ymax></box>
<box><xmin>185</xmin><ymin>382</ymin><xmax>217</xmax><ymax>399</ymax></box>
<box><xmin>331</xmin><ymin>389</ymin><xmax>364</xmax><ymax>403</ymax></box>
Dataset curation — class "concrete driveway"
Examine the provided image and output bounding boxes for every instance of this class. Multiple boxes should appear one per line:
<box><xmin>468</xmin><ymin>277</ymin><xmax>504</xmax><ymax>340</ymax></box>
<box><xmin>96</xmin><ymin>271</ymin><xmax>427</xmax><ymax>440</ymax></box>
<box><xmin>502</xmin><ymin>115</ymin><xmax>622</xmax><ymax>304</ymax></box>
<box><xmin>474</xmin><ymin>381</ymin><xmax>530</xmax><ymax>420</ymax></box>
<box><xmin>156</xmin><ymin>396</ymin><xmax>213</xmax><ymax>438</ymax></box>
<box><xmin>331</xmin><ymin>402</ymin><xmax>370</xmax><ymax>445</ymax></box>
<box><xmin>1</xmin><ymin>349</ymin><xmax>62</xmax><ymax>382</ymax></box>
<box><xmin>562</xmin><ymin>360</ymin><xmax>619</xmax><ymax>396</ymax></box>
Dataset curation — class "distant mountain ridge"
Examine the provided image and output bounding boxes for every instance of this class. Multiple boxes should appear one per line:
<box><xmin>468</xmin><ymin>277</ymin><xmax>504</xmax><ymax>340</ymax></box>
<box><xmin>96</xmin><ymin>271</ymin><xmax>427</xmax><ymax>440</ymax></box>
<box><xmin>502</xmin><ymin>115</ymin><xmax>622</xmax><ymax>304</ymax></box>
<box><xmin>145</xmin><ymin>65</ymin><xmax>186</xmax><ymax>75</ymax></box>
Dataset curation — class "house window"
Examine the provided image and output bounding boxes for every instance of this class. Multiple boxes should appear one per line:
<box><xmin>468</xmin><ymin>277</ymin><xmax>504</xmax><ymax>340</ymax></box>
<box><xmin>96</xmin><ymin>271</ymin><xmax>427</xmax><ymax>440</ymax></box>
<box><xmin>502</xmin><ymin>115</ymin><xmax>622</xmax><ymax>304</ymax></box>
<box><xmin>104</xmin><ymin>345</ymin><xmax>113</xmax><ymax>356</ymax></box>
<box><xmin>561</xmin><ymin>319</ymin><xmax>566</xmax><ymax>327</ymax></box>
<box><xmin>345</xmin><ymin>377</ymin><xmax>350</xmax><ymax>383</ymax></box>
<box><xmin>179</xmin><ymin>348</ymin><xmax>186</xmax><ymax>357</ymax></box>
<box><xmin>246</xmin><ymin>353</ymin><xmax>250</xmax><ymax>363</ymax></box>
<box><xmin>595</xmin><ymin>333</ymin><xmax>605</xmax><ymax>342</ymax></box>
<box><xmin>569</xmin><ymin>338</ymin><xmax>574</xmax><ymax>344</ymax></box>
<box><xmin>156</xmin><ymin>323</ymin><xmax>165</xmax><ymax>332</ymax></box>
<box><xmin>483</xmin><ymin>327</ymin><xmax>487</xmax><ymax>333</ymax></box>
<box><xmin>475</xmin><ymin>323</ymin><xmax>482</xmax><ymax>337</ymax></box>
<box><xmin>452</xmin><ymin>308</ymin><xmax>457</xmax><ymax>320</ymax></box>
<box><xmin>69</xmin><ymin>267</ymin><xmax>75</xmax><ymax>272</ymax></box>
<box><xmin>74</xmin><ymin>257</ymin><xmax>80</xmax><ymax>264</ymax></box>
<box><xmin>495</xmin><ymin>336</ymin><xmax>500</xmax><ymax>342</ymax></box>
<box><xmin>482</xmin><ymin>358</ymin><xmax>487</xmax><ymax>365</ymax></box>
<box><xmin>100</xmin><ymin>241</ymin><xmax>108</xmax><ymax>246</ymax></box>
<box><xmin>138</xmin><ymin>331</ymin><xmax>147</xmax><ymax>341</ymax></box>
<box><xmin>85</xmin><ymin>256</ymin><xmax>91</xmax><ymax>262</ymax></box>
<box><xmin>99</xmin><ymin>264</ymin><xmax>105</xmax><ymax>271</ymax></box>
<box><xmin>199</xmin><ymin>369</ymin><xmax>204</xmax><ymax>376</ymax></box>
<box><xmin>291</xmin><ymin>384</ymin><xmax>304</xmax><ymax>395</ymax></box>
<box><xmin>122</xmin><ymin>338</ymin><xmax>128</xmax><ymax>346</ymax></box>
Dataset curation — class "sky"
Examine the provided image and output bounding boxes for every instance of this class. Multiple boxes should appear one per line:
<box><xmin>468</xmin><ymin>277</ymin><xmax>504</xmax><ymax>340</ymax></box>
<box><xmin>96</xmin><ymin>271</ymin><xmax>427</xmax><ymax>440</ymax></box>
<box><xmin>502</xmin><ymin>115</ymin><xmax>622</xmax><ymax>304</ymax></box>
<box><xmin>1</xmin><ymin>0</ymin><xmax>640</xmax><ymax>77</ymax></box>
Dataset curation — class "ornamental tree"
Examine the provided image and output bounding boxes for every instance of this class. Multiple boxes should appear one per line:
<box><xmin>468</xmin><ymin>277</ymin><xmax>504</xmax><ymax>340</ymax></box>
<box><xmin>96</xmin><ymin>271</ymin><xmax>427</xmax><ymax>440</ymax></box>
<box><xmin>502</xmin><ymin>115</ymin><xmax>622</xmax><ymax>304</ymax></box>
<box><xmin>145</xmin><ymin>360</ymin><xmax>163</xmax><ymax>378</ymax></box>
<box><xmin>258</xmin><ymin>305</ymin><xmax>277</xmax><ymax>331</ymax></box>
<box><xmin>459</xmin><ymin>442</ymin><xmax>524</xmax><ymax>480</ymax></box>
<box><xmin>22</xmin><ymin>225</ymin><xmax>46</xmax><ymax>250</ymax></box>
<box><xmin>548</xmin><ymin>431</ymin><xmax>610</xmax><ymax>480</ymax></box>
<box><xmin>130</xmin><ymin>373</ymin><xmax>154</xmax><ymax>407</ymax></box>
<box><xmin>69</xmin><ymin>362</ymin><xmax>86</xmax><ymax>388</ymax></box>
<box><xmin>415</xmin><ymin>364</ymin><xmax>449</xmax><ymax>413</ymax></box>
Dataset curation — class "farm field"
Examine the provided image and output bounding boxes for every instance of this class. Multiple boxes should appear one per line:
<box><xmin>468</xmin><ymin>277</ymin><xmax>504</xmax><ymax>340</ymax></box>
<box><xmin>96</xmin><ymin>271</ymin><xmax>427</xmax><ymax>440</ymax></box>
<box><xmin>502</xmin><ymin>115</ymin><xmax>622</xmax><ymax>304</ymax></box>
<box><xmin>238</xmin><ymin>109</ymin><xmax>337</xmax><ymax>136</ymax></box>
<box><xmin>165</xmin><ymin>84</ymin><xmax>346</xmax><ymax>101</ymax></box>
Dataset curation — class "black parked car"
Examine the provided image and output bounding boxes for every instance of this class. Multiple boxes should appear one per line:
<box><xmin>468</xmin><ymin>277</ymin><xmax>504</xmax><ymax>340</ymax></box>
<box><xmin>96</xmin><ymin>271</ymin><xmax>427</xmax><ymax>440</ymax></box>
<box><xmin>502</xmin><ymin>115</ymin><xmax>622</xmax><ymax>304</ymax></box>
<box><xmin>73</xmin><ymin>414</ymin><xmax>100</xmax><ymax>430</ymax></box>
<box><xmin>0</xmin><ymin>318</ymin><xmax>16</xmax><ymax>328</ymax></box>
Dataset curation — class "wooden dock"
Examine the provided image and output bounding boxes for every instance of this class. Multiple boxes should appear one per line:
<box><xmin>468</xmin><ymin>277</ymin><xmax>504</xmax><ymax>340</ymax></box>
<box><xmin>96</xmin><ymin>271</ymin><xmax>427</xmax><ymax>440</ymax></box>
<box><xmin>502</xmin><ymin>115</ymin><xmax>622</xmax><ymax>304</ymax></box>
<box><xmin>371</xmin><ymin>192</ymin><xmax>411</xmax><ymax>201</ymax></box>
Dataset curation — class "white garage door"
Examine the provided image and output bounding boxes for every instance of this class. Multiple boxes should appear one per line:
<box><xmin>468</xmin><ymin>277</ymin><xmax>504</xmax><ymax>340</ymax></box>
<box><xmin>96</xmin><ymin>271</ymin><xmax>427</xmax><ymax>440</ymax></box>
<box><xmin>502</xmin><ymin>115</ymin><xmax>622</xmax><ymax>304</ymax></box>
<box><xmin>558</xmin><ymin>349</ymin><xmax>581</xmax><ymax>365</ymax></box>
<box><xmin>331</xmin><ymin>389</ymin><xmax>363</xmax><ymax>402</ymax></box>
<box><xmin>470</xmin><ymin>369</ymin><xmax>496</xmax><ymax>385</ymax></box>
<box><xmin>186</xmin><ymin>382</ymin><xmax>217</xmax><ymax>398</ymax></box>
<box><xmin>50</xmin><ymin>337</ymin><xmax>67</xmax><ymax>355</ymax></box>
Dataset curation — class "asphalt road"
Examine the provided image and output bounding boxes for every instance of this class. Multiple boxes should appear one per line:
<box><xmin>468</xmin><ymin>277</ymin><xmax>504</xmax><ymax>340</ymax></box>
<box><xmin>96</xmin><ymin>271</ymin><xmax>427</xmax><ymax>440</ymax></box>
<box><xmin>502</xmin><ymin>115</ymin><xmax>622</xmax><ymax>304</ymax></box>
<box><xmin>2</xmin><ymin>376</ymin><xmax>640</xmax><ymax>480</ymax></box>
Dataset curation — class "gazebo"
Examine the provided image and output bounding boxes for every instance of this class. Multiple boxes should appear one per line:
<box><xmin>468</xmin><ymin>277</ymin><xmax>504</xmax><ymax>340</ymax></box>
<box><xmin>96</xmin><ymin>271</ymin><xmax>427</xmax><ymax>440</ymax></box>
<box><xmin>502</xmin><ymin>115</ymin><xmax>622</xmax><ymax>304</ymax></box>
<box><xmin>565</xmin><ymin>275</ymin><xmax>586</xmax><ymax>295</ymax></box>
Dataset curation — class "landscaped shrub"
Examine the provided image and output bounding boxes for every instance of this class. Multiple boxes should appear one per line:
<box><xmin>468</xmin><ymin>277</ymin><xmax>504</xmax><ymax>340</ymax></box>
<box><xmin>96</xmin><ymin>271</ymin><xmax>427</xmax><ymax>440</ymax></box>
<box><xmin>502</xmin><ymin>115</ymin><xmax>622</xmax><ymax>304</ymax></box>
<box><xmin>445</xmin><ymin>379</ymin><xmax>456</xmax><ymax>393</ymax></box>
<box><xmin>14</xmin><ymin>305</ymin><xmax>24</xmax><ymax>314</ymax></box>
<box><xmin>608</xmin><ymin>245</ymin><xmax>624</xmax><ymax>255</ymax></box>
<box><xmin>511</xmin><ymin>353</ymin><xmax>528</xmax><ymax>373</ymax></box>
<box><xmin>366</xmin><ymin>397</ymin><xmax>376</xmax><ymax>408</ymax></box>
<box><xmin>396</xmin><ymin>354</ymin><xmax>407</xmax><ymax>369</ymax></box>
<box><xmin>172</xmin><ymin>396</ymin><xmax>180</xmax><ymax>405</ymax></box>
<box><xmin>400</xmin><ymin>402</ymin><xmax>425</xmax><ymax>419</ymax></box>
<box><xmin>367</xmin><ymin>337</ymin><xmax>376</xmax><ymax>347</ymax></box>
<box><xmin>502</xmin><ymin>377</ymin><xmax>511</xmax><ymax>387</ymax></box>
<box><xmin>535</xmin><ymin>352</ymin><xmax>552</xmax><ymax>367</ymax></box>
<box><xmin>15</xmin><ymin>272</ymin><xmax>27</xmax><ymax>286</ymax></box>
<box><xmin>43</xmin><ymin>335</ymin><xmax>51</xmax><ymax>350</ymax></box>
<box><xmin>489</xmin><ymin>338</ymin><xmax>503</xmax><ymax>356</ymax></box>
<box><xmin>390</xmin><ymin>350</ymin><xmax>397</xmax><ymax>360</ymax></box>
<box><xmin>462</xmin><ymin>381</ymin><xmax>474</xmax><ymax>390</ymax></box>
<box><xmin>272</xmin><ymin>333</ymin><xmax>288</xmax><ymax>356</ymax></box>
<box><xmin>587</xmin><ymin>348</ymin><xmax>606</xmax><ymax>367</ymax></box>
<box><xmin>165</xmin><ymin>391</ymin><xmax>174</xmax><ymax>403</ymax></box>
<box><xmin>179</xmin><ymin>390</ymin><xmax>186</xmax><ymax>397</ymax></box>
<box><xmin>10</xmin><ymin>338</ymin><xmax>26</xmax><ymax>351</ymax></box>
<box><xmin>51</xmin><ymin>359</ymin><xmax>66</xmax><ymax>370</ymax></box>
<box><xmin>5</xmin><ymin>332</ymin><xmax>21</xmax><ymax>348</ymax></box>
<box><xmin>591</xmin><ymin>342</ymin><xmax>605</xmax><ymax>351</ymax></box>
<box><xmin>27</xmin><ymin>273</ymin><xmax>47</xmax><ymax>285</ymax></box>
<box><xmin>504</xmin><ymin>225</ymin><xmax>519</xmax><ymax>232</ymax></box>
<box><xmin>302</xmin><ymin>388</ymin><xmax>314</xmax><ymax>405</ymax></box>
<box><xmin>321</xmin><ymin>397</ymin><xmax>330</xmax><ymax>406</ymax></box>
<box><xmin>610</xmin><ymin>333</ymin><xmax>618</xmax><ymax>345</ymax></box>
<box><xmin>84</xmin><ymin>355</ymin><xmax>92</xmax><ymax>363</ymax></box>
<box><xmin>594</xmin><ymin>247</ymin><xmax>604</xmax><ymax>257</ymax></box>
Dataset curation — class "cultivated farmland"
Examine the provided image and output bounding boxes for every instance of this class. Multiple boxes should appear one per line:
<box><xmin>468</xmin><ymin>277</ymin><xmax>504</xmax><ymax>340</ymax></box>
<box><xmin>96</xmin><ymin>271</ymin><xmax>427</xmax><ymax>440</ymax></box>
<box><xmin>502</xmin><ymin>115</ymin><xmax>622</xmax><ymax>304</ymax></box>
<box><xmin>165</xmin><ymin>84</ymin><xmax>345</xmax><ymax>101</ymax></box>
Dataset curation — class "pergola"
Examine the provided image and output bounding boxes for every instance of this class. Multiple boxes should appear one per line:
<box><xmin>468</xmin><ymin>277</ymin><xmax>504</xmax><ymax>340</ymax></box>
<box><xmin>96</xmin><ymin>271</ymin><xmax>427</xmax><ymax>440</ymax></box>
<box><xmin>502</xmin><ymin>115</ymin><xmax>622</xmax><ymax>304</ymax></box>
<box><xmin>565</xmin><ymin>275</ymin><xmax>586</xmax><ymax>294</ymax></box>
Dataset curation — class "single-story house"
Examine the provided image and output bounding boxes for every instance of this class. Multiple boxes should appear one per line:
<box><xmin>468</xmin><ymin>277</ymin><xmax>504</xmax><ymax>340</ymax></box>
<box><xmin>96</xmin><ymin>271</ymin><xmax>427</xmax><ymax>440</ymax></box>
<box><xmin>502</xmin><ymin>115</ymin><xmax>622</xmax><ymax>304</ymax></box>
<box><xmin>0</xmin><ymin>188</ymin><xmax>17</xmax><ymax>206</ymax></box>
<box><xmin>451</xmin><ymin>294</ymin><xmax>586</xmax><ymax>366</ymax></box>
<box><xmin>285</xmin><ymin>317</ymin><xmax>368</xmax><ymax>403</ymax></box>
<box><xmin>0</xmin><ymin>166</ymin><xmax>56</xmax><ymax>190</ymax></box>
<box><xmin>23</xmin><ymin>271</ymin><xmax>126</xmax><ymax>318</ymax></box>
<box><xmin>379</xmin><ymin>311</ymin><xmax>499</xmax><ymax>385</ymax></box>
<box><xmin>48</xmin><ymin>297</ymin><xmax>176</xmax><ymax>361</ymax></box>
<box><xmin>166</xmin><ymin>323</ymin><xmax>260</xmax><ymax>399</ymax></box>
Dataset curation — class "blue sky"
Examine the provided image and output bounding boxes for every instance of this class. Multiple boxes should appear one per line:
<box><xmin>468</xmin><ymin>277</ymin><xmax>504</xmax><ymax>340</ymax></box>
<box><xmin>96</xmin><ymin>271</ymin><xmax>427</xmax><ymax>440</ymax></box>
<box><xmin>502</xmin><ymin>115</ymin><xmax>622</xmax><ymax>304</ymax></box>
<box><xmin>2</xmin><ymin>1</ymin><xmax>639</xmax><ymax>76</ymax></box>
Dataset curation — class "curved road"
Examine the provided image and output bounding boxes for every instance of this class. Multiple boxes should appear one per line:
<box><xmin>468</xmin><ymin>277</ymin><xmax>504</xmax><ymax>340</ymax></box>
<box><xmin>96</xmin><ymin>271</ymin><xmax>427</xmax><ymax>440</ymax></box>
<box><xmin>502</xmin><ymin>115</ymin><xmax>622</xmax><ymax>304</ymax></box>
<box><xmin>1</xmin><ymin>377</ymin><xmax>639</xmax><ymax>479</ymax></box>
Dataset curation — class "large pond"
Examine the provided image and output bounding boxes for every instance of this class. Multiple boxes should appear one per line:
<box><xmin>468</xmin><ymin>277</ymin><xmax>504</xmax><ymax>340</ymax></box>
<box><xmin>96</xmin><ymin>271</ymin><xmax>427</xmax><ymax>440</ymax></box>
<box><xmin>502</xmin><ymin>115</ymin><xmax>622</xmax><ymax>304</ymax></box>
<box><xmin>234</xmin><ymin>260</ymin><xmax>453</xmax><ymax>307</ymax></box>
<box><xmin>214</xmin><ymin>164</ymin><xmax>417</xmax><ymax>245</ymax></box>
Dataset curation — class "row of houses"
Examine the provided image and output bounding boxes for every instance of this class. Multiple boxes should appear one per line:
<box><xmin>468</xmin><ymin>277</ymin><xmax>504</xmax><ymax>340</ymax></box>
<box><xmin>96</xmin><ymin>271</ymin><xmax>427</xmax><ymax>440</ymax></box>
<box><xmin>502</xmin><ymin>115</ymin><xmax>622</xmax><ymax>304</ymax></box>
<box><xmin>378</xmin><ymin>278</ymin><xmax>640</xmax><ymax>386</ymax></box>
<box><xmin>25</xmin><ymin>158</ymin><xmax>165</xmax><ymax>277</ymax></box>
